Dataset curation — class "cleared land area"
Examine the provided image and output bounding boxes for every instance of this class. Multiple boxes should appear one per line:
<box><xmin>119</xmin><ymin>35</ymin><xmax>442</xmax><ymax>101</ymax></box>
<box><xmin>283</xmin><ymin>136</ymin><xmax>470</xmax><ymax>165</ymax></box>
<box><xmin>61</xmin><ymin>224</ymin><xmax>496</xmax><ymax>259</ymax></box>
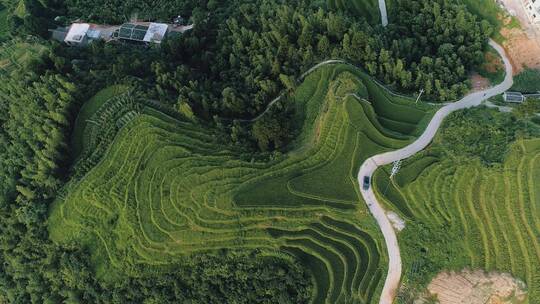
<box><xmin>426</xmin><ymin>270</ymin><xmax>527</xmax><ymax>304</ymax></box>
<box><xmin>49</xmin><ymin>64</ymin><xmax>434</xmax><ymax>304</ymax></box>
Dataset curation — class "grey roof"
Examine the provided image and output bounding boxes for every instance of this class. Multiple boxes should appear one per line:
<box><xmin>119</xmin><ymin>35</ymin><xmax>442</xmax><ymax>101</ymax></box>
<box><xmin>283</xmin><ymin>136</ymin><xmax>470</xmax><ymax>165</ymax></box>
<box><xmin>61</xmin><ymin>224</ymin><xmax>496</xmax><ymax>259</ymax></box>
<box><xmin>118</xmin><ymin>23</ymin><xmax>149</xmax><ymax>41</ymax></box>
<box><xmin>504</xmin><ymin>92</ymin><xmax>524</xmax><ymax>102</ymax></box>
<box><xmin>504</xmin><ymin>91</ymin><xmax>523</xmax><ymax>96</ymax></box>
<box><xmin>49</xmin><ymin>27</ymin><xmax>68</xmax><ymax>42</ymax></box>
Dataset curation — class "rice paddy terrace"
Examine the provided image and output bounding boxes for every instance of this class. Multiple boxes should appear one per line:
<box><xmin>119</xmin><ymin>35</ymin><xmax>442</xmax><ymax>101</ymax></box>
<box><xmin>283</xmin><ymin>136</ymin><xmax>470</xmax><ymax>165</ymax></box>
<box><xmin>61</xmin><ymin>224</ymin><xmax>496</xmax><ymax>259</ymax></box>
<box><xmin>0</xmin><ymin>38</ymin><xmax>47</xmax><ymax>76</ymax></box>
<box><xmin>0</xmin><ymin>6</ymin><xmax>9</xmax><ymax>40</ymax></box>
<box><xmin>48</xmin><ymin>64</ymin><xmax>434</xmax><ymax>303</ymax></box>
<box><xmin>375</xmin><ymin>130</ymin><xmax>540</xmax><ymax>301</ymax></box>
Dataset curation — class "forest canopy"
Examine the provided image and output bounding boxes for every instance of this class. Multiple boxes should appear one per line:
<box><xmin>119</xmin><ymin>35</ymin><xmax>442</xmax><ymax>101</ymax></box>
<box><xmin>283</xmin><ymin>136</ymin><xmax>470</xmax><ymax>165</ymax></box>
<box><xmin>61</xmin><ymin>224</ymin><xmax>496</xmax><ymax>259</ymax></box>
<box><xmin>32</xmin><ymin>0</ymin><xmax>493</xmax><ymax>151</ymax></box>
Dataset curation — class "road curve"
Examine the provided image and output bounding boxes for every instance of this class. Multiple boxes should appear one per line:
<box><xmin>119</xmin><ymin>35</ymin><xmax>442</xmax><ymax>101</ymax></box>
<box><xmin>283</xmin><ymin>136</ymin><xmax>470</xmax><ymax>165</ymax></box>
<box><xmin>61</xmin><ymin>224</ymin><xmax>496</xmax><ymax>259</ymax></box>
<box><xmin>358</xmin><ymin>40</ymin><xmax>513</xmax><ymax>304</ymax></box>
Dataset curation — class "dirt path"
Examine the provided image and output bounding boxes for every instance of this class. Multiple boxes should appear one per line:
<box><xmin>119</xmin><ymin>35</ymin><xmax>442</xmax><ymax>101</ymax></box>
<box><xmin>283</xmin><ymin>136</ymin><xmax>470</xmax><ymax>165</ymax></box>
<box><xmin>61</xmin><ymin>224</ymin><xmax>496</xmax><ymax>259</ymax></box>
<box><xmin>357</xmin><ymin>40</ymin><xmax>514</xmax><ymax>304</ymax></box>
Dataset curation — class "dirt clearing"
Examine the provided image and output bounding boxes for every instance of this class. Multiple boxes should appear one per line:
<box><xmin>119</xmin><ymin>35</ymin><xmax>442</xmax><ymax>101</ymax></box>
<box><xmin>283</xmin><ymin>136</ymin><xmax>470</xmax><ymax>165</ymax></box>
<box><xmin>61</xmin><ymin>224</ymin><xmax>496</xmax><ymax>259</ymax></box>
<box><xmin>419</xmin><ymin>269</ymin><xmax>527</xmax><ymax>304</ymax></box>
<box><xmin>471</xmin><ymin>73</ymin><xmax>490</xmax><ymax>91</ymax></box>
<box><xmin>500</xmin><ymin>26</ymin><xmax>540</xmax><ymax>73</ymax></box>
<box><xmin>500</xmin><ymin>0</ymin><xmax>540</xmax><ymax>73</ymax></box>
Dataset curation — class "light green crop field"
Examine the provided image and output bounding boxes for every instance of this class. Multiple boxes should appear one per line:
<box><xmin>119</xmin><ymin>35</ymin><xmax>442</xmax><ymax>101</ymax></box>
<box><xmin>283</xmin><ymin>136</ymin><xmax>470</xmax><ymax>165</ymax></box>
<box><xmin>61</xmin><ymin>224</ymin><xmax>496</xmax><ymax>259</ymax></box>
<box><xmin>376</xmin><ymin>137</ymin><xmax>540</xmax><ymax>301</ymax></box>
<box><xmin>49</xmin><ymin>64</ymin><xmax>434</xmax><ymax>303</ymax></box>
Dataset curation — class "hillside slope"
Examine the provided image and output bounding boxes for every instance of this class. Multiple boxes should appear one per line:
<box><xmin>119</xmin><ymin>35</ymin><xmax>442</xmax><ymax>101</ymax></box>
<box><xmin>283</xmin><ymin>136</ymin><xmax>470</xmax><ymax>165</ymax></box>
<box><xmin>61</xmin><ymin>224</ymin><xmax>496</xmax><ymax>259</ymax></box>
<box><xmin>49</xmin><ymin>64</ymin><xmax>434</xmax><ymax>304</ymax></box>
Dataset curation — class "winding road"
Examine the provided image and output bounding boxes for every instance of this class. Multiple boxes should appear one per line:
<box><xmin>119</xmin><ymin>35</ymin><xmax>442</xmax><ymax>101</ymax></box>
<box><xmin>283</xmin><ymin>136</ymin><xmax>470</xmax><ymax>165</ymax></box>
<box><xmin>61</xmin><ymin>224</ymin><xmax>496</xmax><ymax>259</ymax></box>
<box><xmin>358</xmin><ymin>40</ymin><xmax>514</xmax><ymax>304</ymax></box>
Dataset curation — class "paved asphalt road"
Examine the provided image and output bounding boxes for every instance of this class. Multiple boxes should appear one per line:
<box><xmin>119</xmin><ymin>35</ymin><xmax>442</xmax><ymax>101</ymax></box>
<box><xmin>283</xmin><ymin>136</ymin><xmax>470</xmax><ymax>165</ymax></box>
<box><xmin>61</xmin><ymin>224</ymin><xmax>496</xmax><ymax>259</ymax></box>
<box><xmin>357</xmin><ymin>40</ymin><xmax>514</xmax><ymax>304</ymax></box>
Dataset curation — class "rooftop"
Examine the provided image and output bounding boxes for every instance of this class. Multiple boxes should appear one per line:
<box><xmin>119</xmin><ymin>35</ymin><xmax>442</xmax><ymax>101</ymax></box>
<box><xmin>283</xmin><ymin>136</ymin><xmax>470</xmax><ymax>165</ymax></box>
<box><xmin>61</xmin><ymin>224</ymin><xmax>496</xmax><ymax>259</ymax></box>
<box><xmin>117</xmin><ymin>22</ymin><xmax>169</xmax><ymax>43</ymax></box>
<box><xmin>64</xmin><ymin>23</ymin><xmax>90</xmax><ymax>43</ymax></box>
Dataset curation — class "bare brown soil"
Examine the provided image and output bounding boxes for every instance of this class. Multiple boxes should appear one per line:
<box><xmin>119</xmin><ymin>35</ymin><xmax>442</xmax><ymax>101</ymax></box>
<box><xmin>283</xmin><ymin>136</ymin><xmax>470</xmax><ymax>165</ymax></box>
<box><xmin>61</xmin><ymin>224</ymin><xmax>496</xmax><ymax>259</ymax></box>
<box><xmin>501</xmin><ymin>26</ymin><xmax>540</xmax><ymax>73</ymax></box>
<box><xmin>422</xmin><ymin>270</ymin><xmax>527</xmax><ymax>304</ymax></box>
<box><xmin>470</xmin><ymin>73</ymin><xmax>490</xmax><ymax>92</ymax></box>
<box><xmin>482</xmin><ymin>51</ymin><xmax>504</xmax><ymax>74</ymax></box>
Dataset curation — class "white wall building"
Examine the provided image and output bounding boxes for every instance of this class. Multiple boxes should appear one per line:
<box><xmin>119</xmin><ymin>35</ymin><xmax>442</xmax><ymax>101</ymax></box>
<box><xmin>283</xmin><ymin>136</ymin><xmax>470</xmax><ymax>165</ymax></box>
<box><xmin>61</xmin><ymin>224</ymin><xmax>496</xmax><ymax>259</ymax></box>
<box><xmin>523</xmin><ymin>0</ymin><xmax>540</xmax><ymax>25</ymax></box>
<box><xmin>64</xmin><ymin>23</ymin><xmax>90</xmax><ymax>46</ymax></box>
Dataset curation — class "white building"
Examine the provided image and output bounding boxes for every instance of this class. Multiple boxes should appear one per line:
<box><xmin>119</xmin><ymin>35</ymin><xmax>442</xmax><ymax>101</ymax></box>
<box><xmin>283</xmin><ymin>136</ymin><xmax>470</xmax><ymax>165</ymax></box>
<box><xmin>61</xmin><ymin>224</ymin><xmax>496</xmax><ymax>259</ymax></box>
<box><xmin>143</xmin><ymin>23</ymin><xmax>169</xmax><ymax>44</ymax></box>
<box><xmin>523</xmin><ymin>0</ymin><xmax>540</xmax><ymax>25</ymax></box>
<box><xmin>64</xmin><ymin>23</ymin><xmax>90</xmax><ymax>46</ymax></box>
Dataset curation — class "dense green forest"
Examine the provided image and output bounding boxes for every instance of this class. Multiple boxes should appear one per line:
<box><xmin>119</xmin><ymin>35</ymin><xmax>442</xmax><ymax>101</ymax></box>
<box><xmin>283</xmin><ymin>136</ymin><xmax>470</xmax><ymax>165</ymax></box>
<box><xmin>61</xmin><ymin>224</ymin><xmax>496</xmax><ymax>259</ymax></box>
<box><xmin>39</xmin><ymin>0</ymin><xmax>491</xmax><ymax>150</ymax></box>
<box><xmin>0</xmin><ymin>0</ymin><xmax>507</xmax><ymax>302</ymax></box>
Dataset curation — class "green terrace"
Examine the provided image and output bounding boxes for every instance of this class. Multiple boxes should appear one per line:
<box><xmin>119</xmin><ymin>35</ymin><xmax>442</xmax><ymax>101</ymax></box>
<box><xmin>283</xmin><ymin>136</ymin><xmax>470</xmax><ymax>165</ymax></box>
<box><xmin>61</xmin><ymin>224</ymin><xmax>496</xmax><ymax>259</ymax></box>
<box><xmin>48</xmin><ymin>63</ymin><xmax>435</xmax><ymax>304</ymax></box>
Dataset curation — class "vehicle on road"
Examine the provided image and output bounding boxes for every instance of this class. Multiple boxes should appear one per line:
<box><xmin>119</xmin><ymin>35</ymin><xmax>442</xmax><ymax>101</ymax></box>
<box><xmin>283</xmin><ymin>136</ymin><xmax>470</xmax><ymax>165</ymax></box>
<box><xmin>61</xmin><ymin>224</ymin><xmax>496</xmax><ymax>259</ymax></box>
<box><xmin>362</xmin><ymin>176</ymin><xmax>370</xmax><ymax>190</ymax></box>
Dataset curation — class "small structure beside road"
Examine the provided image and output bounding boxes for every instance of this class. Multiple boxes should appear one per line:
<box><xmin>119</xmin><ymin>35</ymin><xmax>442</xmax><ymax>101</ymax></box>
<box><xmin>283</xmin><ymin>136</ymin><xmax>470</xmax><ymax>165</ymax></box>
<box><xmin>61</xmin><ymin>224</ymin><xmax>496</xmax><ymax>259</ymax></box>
<box><xmin>503</xmin><ymin>91</ymin><xmax>540</xmax><ymax>103</ymax></box>
<box><xmin>63</xmin><ymin>23</ymin><xmax>116</xmax><ymax>46</ymax></box>
<box><xmin>504</xmin><ymin>91</ymin><xmax>525</xmax><ymax>103</ymax></box>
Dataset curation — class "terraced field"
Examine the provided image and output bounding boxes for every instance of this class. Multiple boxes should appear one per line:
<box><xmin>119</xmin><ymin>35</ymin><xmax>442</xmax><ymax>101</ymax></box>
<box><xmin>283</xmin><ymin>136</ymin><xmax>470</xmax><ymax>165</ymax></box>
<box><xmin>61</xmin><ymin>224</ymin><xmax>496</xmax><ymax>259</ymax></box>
<box><xmin>376</xmin><ymin>137</ymin><xmax>540</xmax><ymax>301</ymax></box>
<box><xmin>0</xmin><ymin>7</ymin><xmax>9</xmax><ymax>41</ymax></box>
<box><xmin>49</xmin><ymin>64</ymin><xmax>433</xmax><ymax>303</ymax></box>
<box><xmin>0</xmin><ymin>38</ymin><xmax>47</xmax><ymax>76</ymax></box>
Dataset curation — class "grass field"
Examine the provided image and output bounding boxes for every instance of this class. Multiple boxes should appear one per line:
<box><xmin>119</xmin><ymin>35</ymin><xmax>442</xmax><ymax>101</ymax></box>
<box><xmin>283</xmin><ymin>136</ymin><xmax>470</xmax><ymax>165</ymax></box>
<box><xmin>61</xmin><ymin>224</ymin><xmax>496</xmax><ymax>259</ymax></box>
<box><xmin>512</xmin><ymin>69</ymin><xmax>540</xmax><ymax>93</ymax></box>
<box><xmin>49</xmin><ymin>64</ymin><xmax>434</xmax><ymax>303</ymax></box>
<box><xmin>374</xmin><ymin>113</ymin><xmax>540</xmax><ymax>301</ymax></box>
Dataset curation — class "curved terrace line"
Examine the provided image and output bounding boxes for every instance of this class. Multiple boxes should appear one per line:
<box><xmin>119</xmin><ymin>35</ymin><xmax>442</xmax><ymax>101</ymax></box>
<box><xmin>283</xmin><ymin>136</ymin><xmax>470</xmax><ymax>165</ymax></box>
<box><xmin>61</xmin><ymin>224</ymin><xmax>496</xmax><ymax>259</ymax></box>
<box><xmin>358</xmin><ymin>40</ymin><xmax>513</xmax><ymax>304</ymax></box>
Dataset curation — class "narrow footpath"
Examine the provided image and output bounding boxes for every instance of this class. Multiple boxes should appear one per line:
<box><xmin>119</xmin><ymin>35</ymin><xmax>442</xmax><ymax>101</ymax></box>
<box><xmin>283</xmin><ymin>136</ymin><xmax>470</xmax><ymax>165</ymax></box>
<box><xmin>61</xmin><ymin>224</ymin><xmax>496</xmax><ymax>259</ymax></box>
<box><xmin>358</xmin><ymin>40</ymin><xmax>514</xmax><ymax>304</ymax></box>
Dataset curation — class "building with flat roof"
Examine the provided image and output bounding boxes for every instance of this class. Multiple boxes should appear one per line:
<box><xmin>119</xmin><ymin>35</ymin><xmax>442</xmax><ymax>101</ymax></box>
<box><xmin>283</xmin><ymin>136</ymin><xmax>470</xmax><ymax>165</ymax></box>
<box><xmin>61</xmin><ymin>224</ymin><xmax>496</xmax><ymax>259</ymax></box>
<box><xmin>503</xmin><ymin>91</ymin><xmax>525</xmax><ymax>103</ymax></box>
<box><xmin>115</xmin><ymin>22</ymin><xmax>169</xmax><ymax>44</ymax></box>
<box><xmin>523</xmin><ymin>0</ymin><xmax>540</xmax><ymax>25</ymax></box>
<box><xmin>64</xmin><ymin>23</ymin><xmax>90</xmax><ymax>46</ymax></box>
<box><xmin>54</xmin><ymin>18</ymin><xmax>192</xmax><ymax>46</ymax></box>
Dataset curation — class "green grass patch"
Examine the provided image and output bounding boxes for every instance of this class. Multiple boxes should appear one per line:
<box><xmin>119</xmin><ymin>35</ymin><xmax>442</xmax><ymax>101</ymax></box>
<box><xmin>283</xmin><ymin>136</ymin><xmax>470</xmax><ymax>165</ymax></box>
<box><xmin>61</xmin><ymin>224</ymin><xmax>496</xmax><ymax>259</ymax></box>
<box><xmin>512</xmin><ymin>69</ymin><xmax>540</xmax><ymax>93</ymax></box>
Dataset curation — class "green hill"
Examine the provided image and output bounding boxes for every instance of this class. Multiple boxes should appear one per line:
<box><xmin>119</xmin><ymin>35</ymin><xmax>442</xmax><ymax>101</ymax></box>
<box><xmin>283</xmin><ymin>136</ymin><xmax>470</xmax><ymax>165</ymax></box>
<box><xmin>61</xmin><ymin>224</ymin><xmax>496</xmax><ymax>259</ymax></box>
<box><xmin>49</xmin><ymin>64</ymin><xmax>434</xmax><ymax>303</ymax></box>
